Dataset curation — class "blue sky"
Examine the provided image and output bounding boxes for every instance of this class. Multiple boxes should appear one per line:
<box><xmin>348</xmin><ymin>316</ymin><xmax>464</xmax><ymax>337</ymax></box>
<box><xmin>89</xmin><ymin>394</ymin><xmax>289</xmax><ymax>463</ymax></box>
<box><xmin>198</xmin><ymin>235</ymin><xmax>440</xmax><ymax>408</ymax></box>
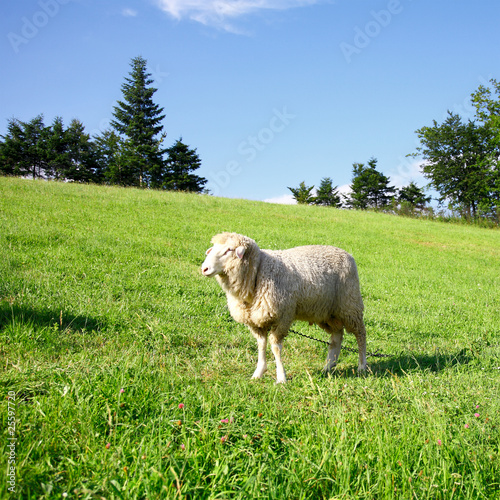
<box><xmin>2</xmin><ymin>0</ymin><xmax>500</xmax><ymax>203</ymax></box>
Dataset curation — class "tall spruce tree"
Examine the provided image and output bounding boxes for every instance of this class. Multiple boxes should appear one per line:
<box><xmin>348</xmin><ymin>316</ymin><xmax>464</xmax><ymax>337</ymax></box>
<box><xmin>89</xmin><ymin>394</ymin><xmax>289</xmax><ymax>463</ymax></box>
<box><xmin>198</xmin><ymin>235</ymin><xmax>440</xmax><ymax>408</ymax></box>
<box><xmin>111</xmin><ymin>56</ymin><xmax>166</xmax><ymax>187</ymax></box>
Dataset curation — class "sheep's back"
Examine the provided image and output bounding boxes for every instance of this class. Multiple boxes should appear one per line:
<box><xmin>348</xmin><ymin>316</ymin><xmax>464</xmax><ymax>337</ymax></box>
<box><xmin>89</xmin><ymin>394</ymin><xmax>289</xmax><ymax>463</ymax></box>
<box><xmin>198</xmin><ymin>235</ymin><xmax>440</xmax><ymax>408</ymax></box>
<box><xmin>259</xmin><ymin>246</ymin><xmax>361</xmax><ymax>323</ymax></box>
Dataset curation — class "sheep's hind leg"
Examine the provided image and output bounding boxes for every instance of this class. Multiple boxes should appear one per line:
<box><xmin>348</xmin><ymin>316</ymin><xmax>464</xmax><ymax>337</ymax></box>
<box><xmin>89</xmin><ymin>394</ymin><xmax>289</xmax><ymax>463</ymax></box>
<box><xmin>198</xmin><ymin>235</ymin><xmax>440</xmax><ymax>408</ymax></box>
<box><xmin>251</xmin><ymin>329</ymin><xmax>268</xmax><ymax>379</ymax></box>
<box><xmin>343</xmin><ymin>315</ymin><xmax>368</xmax><ymax>373</ymax></box>
<box><xmin>271</xmin><ymin>342</ymin><xmax>286</xmax><ymax>384</ymax></box>
<box><xmin>354</xmin><ymin>323</ymin><xmax>367</xmax><ymax>373</ymax></box>
<box><xmin>269</xmin><ymin>326</ymin><xmax>290</xmax><ymax>384</ymax></box>
<box><xmin>320</xmin><ymin>320</ymin><xmax>344</xmax><ymax>374</ymax></box>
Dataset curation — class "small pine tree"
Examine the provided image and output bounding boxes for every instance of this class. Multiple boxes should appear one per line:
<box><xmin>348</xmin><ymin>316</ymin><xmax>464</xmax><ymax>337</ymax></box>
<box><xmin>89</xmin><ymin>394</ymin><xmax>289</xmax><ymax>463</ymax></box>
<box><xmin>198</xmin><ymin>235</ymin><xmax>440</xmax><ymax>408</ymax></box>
<box><xmin>0</xmin><ymin>115</ymin><xmax>47</xmax><ymax>179</ymax></box>
<box><xmin>64</xmin><ymin>119</ymin><xmax>96</xmax><ymax>182</ymax></box>
<box><xmin>313</xmin><ymin>177</ymin><xmax>342</xmax><ymax>207</ymax></box>
<box><xmin>163</xmin><ymin>138</ymin><xmax>207</xmax><ymax>192</ymax></box>
<box><xmin>93</xmin><ymin>130</ymin><xmax>124</xmax><ymax>185</ymax></box>
<box><xmin>45</xmin><ymin>117</ymin><xmax>70</xmax><ymax>180</ymax></box>
<box><xmin>0</xmin><ymin>118</ymin><xmax>24</xmax><ymax>176</ymax></box>
<box><xmin>348</xmin><ymin>158</ymin><xmax>395</xmax><ymax>209</ymax></box>
<box><xmin>397</xmin><ymin>182</ymin><xmax>431</xmax><ymax>210</ymax></box>
<box><xmin>1</xmin><ymin>115</ymin><xmax>98</xmax><ymax>182</ymax></box>
<box><xmin>288</xmin><ymin>181</ymin><xmax>315</xmax><ymax>204</ymax></box>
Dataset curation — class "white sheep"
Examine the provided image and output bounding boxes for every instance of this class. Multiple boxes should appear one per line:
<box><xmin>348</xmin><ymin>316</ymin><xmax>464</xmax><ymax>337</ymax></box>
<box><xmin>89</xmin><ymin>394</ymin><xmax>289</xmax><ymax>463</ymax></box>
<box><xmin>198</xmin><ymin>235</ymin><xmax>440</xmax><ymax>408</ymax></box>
<box><xmin>201</xmin><ymin>232</ymin><xmax>367</xmax><ymax>383</ymax></box>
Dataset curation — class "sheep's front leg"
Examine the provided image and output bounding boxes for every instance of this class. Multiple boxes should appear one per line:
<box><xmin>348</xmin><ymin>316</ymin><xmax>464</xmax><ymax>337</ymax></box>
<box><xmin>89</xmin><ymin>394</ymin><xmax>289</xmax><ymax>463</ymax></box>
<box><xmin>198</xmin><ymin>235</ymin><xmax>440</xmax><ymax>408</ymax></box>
<box><xmin>251</xmin><ymin>330</ymin><xmax>268</xmax><ymax>379</ymax></box>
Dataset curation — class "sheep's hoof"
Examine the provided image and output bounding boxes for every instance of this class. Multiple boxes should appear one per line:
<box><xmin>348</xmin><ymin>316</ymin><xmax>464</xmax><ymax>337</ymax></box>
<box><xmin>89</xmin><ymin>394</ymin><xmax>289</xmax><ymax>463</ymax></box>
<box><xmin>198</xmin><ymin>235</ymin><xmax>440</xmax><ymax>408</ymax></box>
<box><xmin>251</xmin><ymin>367</ymin><xmax>267</xmax><ymax>379</ymax></box>
<box><xmin>357</xmin><ymin>366</ymin><xmax>370</xmax><ymax>376</ymax></box>
<box><xmin>322</xmin><ymin>363</ymin><xmax>338</xmax><ymax>377</ymax></box>
<box><xmin>275</xmin><ymin>369</ymin><xmax>287</xmax><ymax>384</ymax></box>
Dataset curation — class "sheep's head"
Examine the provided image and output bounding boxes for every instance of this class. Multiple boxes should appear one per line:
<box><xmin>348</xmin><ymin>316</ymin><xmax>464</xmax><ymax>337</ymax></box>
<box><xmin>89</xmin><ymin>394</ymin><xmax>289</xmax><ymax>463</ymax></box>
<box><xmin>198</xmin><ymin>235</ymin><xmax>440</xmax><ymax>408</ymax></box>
<box><xmin>201</xmin><ymin>232</ymin><xmax>260</xmax><ymax>278</ymax></box>
<box><xmin>201</xmin><ymin>233</ymin><xmax>248</xmax><ymax>277</ymax></box>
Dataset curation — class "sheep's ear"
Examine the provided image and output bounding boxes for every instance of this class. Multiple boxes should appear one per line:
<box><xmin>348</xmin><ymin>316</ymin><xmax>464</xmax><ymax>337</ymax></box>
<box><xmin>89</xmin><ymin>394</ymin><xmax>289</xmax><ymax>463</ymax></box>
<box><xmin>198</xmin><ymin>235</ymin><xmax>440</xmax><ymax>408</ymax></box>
<box><xmin>205</xmin><ymin>247</ymin><xmax>213</xmax><ymax>255</ymax></box>
<box><xmin>235</xmin><ymin>246</ymin><xmax>246</xmax><ymax>259</ymax></box>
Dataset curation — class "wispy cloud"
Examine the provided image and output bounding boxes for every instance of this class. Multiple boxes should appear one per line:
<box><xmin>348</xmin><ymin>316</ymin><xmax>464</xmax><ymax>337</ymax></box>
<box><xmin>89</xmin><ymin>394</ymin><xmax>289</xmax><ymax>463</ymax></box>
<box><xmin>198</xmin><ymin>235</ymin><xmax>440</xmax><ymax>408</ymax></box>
<box><xmin>155</xmin><ymin>0</ymin><xmax>326</xmax><ymax>32</ymax></box>
<box><xmin>263</xmin><ymin>193</ymin><xmax>296</xmax><ymax>204</ymax></box>
<box><xmin>122</xmin><ymin>8</ymin><xmax>138</xmax><ymax>17</ymax></box>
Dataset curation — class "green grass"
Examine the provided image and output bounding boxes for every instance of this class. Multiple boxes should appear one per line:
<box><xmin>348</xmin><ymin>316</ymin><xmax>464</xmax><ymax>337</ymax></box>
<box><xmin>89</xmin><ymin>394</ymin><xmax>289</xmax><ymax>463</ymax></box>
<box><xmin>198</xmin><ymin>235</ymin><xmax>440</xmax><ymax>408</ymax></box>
<box><xmin>0</xmin><ymin>177</ymin><xmax>499</xmax><ymax>499</ymax></box>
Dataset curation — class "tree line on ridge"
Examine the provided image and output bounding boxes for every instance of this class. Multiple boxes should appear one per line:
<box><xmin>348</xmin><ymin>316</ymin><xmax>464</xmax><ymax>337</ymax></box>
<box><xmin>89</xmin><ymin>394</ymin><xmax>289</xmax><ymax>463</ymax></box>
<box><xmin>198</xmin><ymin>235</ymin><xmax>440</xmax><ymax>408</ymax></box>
<box><xmin>0</xmin><ymin>56</ymin><xmax>208</xmax><ymax>193</ymax></box>
<box><xmin>288</xmin><ymin>79</ymin><xmax>500</xmax><ymax>223</ymax></box>
<box><xmin>1</xmin><ymin>58</ymin><xmax>499</xmax><ymax>224</ymax></box>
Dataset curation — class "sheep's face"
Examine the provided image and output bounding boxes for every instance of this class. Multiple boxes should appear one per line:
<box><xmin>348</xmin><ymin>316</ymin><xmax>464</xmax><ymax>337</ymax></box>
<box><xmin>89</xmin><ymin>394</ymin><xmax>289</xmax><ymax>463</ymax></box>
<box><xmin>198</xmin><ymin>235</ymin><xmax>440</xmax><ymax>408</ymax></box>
<box><xmin>201</xmin><ymin>242</ymin><xmax>246</xmax><ymax>277</ymax></box>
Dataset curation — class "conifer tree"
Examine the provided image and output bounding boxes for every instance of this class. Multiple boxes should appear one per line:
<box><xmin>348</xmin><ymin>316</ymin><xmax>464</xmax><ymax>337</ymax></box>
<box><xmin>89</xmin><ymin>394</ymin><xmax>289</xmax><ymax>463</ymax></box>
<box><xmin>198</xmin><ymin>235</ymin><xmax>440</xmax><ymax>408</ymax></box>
<box><xmin>111</xmin><ymin>56</ymin><xmax>166</xmax><ymax>187</ymax></box>
<box><xmin>64</xmin><ymin>119</ymin><xmax>96</xmax><ymax>182</ymax></box>
<box><xmin>313</xmin><ymin>177</ymin><xmax>342</xmax><ymax>207</ymax></box>
<box><xmin>348</xmin><ymin>158</ymin><xmax>395</xmax><ymax>209</ymax></box>
<box><xmin>0</xmin><ymin>116</ymin><xmax>47</xmax><ymax>179</ymax></box>
<box><xmin>288</xmin><ymin>181</ymin><xmax>315</xmax><ymax>204</ymax></box>
<box><xmin>397</xmin><ymin>181</ymin><xmax>431</xmax><ymax>210</ymax></box>
<box><xmin>162</xmin><ymin>139</ymin><xmax>207</xmax><ymax>192</ymax></box>
<box><xmin>93</xmin><ymin>130</ymin><xmax>124</xmax><ymax>185</ymax></box>
<box><xmin>1</xmin><ymin>116</ymin><xmax>98</xmax><ymax>182</ymax></box>
<box><xmin>0</xmin><ymin>118</ymin><xmax>28</xmax><ymax>177</ymax></box>
<box><xmin>45</xmin><ymin>117</ymin><xmax>69</xmax><ymax>180</ymax></box>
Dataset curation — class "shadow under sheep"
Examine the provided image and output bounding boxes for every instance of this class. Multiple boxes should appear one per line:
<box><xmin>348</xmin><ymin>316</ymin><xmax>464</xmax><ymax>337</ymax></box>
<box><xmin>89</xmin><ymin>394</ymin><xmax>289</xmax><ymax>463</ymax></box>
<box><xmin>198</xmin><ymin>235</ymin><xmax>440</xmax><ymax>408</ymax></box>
<box><xmin>315</xmin><ymin>348</ymin><xmax>474</xmax><ymax>379</ymax></box>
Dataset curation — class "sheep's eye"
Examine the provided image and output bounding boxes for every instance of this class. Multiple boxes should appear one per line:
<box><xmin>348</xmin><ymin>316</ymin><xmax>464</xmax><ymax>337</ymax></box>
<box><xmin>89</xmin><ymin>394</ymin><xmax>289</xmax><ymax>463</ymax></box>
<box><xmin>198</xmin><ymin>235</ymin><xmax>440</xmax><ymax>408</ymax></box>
<box><xmin>224</xmin><ymin>248</ymin><xmax>233</xmax><ymax>255</ymax></box>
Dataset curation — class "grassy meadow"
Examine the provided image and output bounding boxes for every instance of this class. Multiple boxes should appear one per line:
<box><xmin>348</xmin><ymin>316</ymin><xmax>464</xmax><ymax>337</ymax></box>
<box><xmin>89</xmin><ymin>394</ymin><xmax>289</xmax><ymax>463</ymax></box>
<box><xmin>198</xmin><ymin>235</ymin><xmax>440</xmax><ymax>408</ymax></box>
<box><xmin>1</xmin><ymin>177</ymin><xmax>499</xmax><ymax>499</ymax></box>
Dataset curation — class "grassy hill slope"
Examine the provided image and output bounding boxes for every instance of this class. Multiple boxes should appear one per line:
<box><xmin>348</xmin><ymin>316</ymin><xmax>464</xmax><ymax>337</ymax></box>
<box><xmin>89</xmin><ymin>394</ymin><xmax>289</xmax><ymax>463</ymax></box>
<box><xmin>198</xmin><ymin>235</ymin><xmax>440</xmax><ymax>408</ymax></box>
<box><xmin>1</xmin><ymin>177</ymin><xmax>499</xmax><ymax>499</ymax></box>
